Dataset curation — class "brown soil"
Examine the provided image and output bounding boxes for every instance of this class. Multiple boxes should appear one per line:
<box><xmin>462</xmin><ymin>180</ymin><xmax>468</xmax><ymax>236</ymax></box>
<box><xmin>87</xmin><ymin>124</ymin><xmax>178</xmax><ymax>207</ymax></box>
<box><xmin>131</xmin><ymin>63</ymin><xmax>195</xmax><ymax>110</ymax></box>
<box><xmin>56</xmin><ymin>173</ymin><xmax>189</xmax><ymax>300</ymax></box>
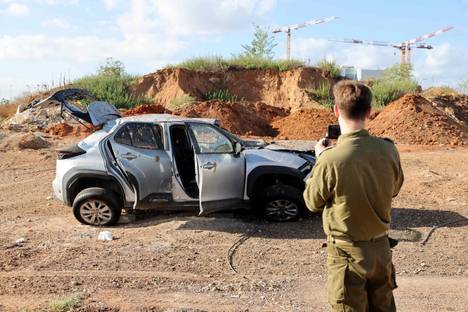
<box><xmin>45</xmin><ymin>122</ymin><xmax>93</xmax><ymax>139</ymax></box>
<box><xmin>122</xmin><ymin>104</ymin><xmax>172</xmax><ymax>116</ymax></box>
<box><xmin>271</xmin><ymin>108</ymin><xmax>337</xmax><ymax>140</ymax></box>
<box><xmin>0</xmin><ymin>133</ymin><xmax>466</xmax><ymax>311</ymax></box>
<box><xmin>368</xmin><ymin>94</ymin><xmax>467</xmax><ymax>145</ymax></box>
<box><xmin>130</xmin><ymin>67</ymin><xmax>339</xmax><ymax>110</ymax></box>
<box><xmin>177</xmin><ymin>100</ymin><xmax>288</xmax><ymax>136</ymax></box>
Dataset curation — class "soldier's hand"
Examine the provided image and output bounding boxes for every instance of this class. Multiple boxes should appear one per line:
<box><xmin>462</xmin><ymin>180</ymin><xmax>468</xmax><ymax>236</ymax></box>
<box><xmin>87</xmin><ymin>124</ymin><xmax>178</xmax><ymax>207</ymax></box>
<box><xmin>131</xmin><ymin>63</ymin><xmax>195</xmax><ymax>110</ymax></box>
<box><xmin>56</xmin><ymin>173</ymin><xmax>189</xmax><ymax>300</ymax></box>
<box><xmin>315</xmin><ymin>138</ymin><xmax>333</xmax><ymax>157</ymax></box>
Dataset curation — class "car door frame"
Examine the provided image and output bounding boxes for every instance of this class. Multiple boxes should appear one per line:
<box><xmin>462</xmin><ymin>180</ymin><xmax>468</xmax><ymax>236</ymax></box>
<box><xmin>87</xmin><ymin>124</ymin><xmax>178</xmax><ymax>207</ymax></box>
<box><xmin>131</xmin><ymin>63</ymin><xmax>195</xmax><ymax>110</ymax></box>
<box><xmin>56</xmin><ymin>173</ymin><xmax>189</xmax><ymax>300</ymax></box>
<box><xmin>109</xmin><ymin>121</ymin><xmax>173</xmax><ymax>205</ymax></box>
<box><xmin>186</xmin><ymin>122</ymin><xmax>246</xmax><ymax>215</ymax></box>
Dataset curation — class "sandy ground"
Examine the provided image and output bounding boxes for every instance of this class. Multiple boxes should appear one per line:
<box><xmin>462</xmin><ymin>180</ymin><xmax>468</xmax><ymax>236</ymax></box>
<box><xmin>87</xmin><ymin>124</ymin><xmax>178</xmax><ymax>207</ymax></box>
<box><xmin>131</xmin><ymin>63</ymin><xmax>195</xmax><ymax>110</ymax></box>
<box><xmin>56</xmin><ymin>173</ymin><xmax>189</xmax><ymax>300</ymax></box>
<box><xmin>0</xmin><ymin>135</ymin><xmax>467</xmax><ymax>311</ymax></box>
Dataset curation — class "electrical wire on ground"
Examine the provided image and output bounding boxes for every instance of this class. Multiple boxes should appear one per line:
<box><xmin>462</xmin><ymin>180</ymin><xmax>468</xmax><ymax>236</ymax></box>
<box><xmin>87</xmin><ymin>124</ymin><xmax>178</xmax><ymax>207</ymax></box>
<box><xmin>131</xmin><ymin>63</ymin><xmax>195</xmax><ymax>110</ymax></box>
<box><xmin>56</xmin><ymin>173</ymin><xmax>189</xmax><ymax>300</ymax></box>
<box><xmin>421</xmin><ymin>218</ymin><xmax>468</xmax><ymax>246</ymax></box>
<box><xmin>227</xmin><ymin>226</ymin><xmax>258</xmax><ymax>279</ymax></box>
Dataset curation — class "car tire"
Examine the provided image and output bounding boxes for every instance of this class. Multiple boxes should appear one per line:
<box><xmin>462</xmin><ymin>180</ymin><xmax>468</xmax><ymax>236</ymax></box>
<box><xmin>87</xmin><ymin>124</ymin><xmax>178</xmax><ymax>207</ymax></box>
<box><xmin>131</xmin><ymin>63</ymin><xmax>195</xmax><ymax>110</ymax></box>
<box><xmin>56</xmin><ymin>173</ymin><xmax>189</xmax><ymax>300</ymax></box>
<box><xmin>72</xmin><ymin>187</ymin><xmax>121</xmax><ymax>226</ymax></box>
<box><xmin>259</xmin><ymin>184</ymin><xmax>304</xmax><ymax>222</ymax></box>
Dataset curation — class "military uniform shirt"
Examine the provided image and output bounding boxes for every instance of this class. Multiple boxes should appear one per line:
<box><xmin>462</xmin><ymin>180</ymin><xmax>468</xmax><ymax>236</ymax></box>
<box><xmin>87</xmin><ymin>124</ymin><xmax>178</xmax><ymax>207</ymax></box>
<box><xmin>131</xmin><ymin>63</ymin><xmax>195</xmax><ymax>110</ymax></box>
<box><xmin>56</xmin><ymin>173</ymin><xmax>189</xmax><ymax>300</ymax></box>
<box><xmin>304</xmin><ymin>129</ymin><xmax>404</xmax><ymax>241</ymax></box>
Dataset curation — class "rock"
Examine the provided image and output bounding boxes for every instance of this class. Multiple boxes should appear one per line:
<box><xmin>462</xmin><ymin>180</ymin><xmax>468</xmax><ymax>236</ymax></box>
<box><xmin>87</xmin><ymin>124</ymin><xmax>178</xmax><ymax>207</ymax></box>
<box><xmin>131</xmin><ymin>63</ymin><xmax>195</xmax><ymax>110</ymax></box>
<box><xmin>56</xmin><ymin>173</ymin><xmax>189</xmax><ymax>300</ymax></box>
<box><xmin>18</xmin><ymin>133</ymin><xmax>50</xmax><ymax>150</ymax></box>
<box><xmin>15</xmin><ymin>238</ymin><xmax>26</xmax><ymax>245</ymax></box>
<box><xmin>98</xmin><ymin>231</ymin><xmax>113</xmax><ymax>241</ymax></box>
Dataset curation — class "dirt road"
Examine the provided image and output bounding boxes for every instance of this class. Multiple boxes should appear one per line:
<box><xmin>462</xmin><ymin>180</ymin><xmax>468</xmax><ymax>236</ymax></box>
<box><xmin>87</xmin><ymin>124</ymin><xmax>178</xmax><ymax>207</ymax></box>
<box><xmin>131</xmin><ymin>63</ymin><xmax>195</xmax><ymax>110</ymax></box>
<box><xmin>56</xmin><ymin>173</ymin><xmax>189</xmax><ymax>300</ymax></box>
<box><xmin>0</xmin><ymin>137</ymin><xmax>467</xmax><ymax>311</ymax></box>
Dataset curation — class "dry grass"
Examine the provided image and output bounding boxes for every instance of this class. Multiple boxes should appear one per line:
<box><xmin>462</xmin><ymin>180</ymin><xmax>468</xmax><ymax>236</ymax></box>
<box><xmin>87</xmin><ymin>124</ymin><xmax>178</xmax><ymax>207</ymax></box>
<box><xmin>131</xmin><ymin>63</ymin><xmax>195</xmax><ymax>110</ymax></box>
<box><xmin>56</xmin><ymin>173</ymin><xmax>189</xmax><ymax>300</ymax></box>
<box><xmin>0</xmin><ymin>103</ymin><xmax>18</xmax><ymax>120</ymax></box>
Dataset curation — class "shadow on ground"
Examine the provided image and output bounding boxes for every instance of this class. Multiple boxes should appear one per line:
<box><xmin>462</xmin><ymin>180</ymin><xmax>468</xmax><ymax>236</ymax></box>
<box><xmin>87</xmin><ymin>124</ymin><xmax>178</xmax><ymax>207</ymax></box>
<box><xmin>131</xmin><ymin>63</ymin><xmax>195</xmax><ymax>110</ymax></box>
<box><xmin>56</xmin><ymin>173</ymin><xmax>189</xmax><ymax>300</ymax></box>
<box><xmin>116</xmin><ymin>207</ymin><xmax>467</xmax><ymax>241</ymax></box>
<box><xmin>390</xmin><ymin>208</ymin><xmax>468</xmax><ymax>241</ymax></box>
<box><xmin>117</xmin><ymin>209</ymin><xmax>325</xmax><ymax>240</ymax></box>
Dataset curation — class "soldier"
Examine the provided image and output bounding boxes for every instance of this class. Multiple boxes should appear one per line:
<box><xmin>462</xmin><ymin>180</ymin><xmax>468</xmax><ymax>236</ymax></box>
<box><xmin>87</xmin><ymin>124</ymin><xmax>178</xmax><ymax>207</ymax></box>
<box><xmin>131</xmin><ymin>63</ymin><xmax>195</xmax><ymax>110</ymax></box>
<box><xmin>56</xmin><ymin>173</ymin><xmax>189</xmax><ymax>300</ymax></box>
<box><xmin>304</xmin><ymin>80</ymin><xmax>404</xmax><ymax>312</ymax></box>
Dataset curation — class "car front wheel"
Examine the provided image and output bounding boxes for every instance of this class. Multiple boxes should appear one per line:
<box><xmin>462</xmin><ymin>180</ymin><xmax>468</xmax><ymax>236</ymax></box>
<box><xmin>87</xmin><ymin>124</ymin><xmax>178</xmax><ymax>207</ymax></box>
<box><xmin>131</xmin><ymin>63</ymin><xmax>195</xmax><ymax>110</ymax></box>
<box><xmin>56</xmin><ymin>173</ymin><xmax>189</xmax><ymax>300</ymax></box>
<box><xmin>72</xmin><ymin>187</ymin><xmax>121</xmax><ymax>226</ymax></box>
<box><xmin>260</xmin><ymin>185</ymin><xmax>304</xmax><ymax>222</ymax></box>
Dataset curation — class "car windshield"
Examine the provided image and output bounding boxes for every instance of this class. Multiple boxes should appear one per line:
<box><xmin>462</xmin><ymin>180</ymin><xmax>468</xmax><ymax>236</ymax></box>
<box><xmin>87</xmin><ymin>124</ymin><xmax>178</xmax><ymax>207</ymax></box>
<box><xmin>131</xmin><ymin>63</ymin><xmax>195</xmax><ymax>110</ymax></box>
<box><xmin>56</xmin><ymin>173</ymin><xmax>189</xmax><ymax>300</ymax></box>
<box><xmin>216</xmin><ymin>126</ymin><xmax>267</xmax><ymax>148</ymax></box>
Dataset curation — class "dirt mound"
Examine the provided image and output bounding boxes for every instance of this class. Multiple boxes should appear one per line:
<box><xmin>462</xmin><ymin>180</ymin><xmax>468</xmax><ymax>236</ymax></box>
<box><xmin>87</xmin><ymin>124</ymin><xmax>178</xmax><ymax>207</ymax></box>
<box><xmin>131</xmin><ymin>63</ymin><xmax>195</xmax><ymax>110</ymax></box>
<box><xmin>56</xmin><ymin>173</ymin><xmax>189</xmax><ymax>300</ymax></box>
<box><xmin>45</xmin><ymin>122</ymin><xmax>93</xmax><ymax>138</ymax></box>
<box><xmin>177</xmin><ymin>100</ymin><xmax>288</xmax><ymax>136</ymax></box>
<box><xmin>123</xmin><ymin>104</ymin><xmax>172</xmax><ymax>116</ymax></box>
<box><xmin>271</xmin><ymin>108</ymin><xmax>336</xmax><ymax>140</ymax></box>
<box><xmin>18</xmin><ymin>133</ymin><xmax>51</xmax><ymax>150</ymax></box>
<box><xmin>131</xmin><ymin>67</ymin><xmax>339</xmax><ymax>110</ymax></box>
<box><xmin>368</xmin><ymin>94</ymin><xmax>467</xmax><ymax>145</ymax></box>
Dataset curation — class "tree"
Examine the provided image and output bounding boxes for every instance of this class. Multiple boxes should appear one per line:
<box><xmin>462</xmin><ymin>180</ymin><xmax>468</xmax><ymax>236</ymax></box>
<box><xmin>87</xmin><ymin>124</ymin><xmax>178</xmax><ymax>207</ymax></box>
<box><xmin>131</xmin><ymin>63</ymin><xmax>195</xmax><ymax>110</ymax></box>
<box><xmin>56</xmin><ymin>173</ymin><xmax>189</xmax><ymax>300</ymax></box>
<box><xmin>241</xmin><ymin>25</ymin><xmax>277</xmax><ymax>59</ymax></box>
<box><xmin>382</xmin><ymin>63</ymin><xmax>413</xmax><ymax>81</ymax></box>
<box><xmin>98</xmin><ymin>57</ymin><xmax>126</xmax><ymax>77</ymax></box>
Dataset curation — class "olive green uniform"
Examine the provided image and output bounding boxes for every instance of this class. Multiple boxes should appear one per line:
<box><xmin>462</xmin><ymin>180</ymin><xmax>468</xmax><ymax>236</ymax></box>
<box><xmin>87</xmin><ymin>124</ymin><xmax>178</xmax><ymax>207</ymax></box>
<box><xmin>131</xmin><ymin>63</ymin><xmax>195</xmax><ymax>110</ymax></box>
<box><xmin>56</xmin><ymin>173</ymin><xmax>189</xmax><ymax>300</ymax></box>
<box><xmin>304</xmin><ymin>129</ymin><xmax>404</xmax><ymax>312</ymax></box>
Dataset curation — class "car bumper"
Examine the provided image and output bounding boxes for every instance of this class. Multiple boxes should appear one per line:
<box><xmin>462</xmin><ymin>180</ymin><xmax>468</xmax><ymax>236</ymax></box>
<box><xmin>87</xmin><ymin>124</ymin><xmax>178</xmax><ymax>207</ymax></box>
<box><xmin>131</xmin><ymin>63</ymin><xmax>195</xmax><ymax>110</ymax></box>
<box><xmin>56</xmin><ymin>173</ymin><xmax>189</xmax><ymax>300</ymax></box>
<box><xmin>52</xmin><ymin>177</ymin><xmax>64</xmax><ymax>202</ymax></box>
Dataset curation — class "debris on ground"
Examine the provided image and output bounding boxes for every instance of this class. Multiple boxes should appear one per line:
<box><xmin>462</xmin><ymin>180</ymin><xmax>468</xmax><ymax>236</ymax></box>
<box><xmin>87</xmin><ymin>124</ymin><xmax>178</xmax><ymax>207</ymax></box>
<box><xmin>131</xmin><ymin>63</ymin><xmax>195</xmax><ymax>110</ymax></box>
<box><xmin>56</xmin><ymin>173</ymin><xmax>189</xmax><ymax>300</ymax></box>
<box><xmin>271</xmin><ymin>108</ymin><xmax>336</xmax><ymax>140</ymax></box>
<box><xmin>368</xmin><ymin>94</ymin><xmax>467</xmax><ymax>145</ymax></box>
<box><xmin>17</xmin><ymin>133</ymin><xmax>51</xmax><ymax>150</ymax></box>
<box><xmin>98</xmin><ymin>231</ymin><xmax>114</xmax><ymax>241</ymax></box>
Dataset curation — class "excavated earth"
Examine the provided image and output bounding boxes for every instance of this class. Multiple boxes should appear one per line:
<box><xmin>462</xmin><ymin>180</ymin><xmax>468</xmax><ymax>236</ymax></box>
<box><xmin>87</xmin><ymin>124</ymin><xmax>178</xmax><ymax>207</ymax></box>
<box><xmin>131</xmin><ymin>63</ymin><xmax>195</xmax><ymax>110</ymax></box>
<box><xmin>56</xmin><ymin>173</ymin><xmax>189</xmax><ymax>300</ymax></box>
<box><xmin>368</xmin><ymin>94</ymin><xmax>467</xmax><ymax>146</ymax></box>
<box><xmin>130</xmin><ymin>67</ymin><xmax>339</xmax><ymax>110</ymax></box>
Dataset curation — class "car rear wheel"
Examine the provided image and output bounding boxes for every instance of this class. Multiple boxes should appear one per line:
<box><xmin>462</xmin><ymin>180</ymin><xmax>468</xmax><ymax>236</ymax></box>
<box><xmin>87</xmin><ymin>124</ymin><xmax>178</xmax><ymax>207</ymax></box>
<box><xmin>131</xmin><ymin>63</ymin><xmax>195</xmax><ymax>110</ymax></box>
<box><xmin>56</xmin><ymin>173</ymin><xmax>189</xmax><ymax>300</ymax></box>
<box><xmin>259</xmin><ymin>185</ymin><xmax>304</xmax><ymax>222</ymax></box>
<box><xmin>72</xmin><ymin>187</ymin><xmax>121</xmax><ymax>226</ymax></box>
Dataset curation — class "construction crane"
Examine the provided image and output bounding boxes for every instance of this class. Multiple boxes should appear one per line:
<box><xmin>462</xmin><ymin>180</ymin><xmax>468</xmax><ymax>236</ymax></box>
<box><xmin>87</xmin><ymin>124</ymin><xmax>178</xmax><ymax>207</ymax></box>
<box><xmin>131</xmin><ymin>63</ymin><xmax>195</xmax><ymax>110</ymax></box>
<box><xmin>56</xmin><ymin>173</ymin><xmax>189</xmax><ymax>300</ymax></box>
<box><xmin>272</xmin><ymin>16</ymin><xmax>338</xmax><ymax>60</ymax></box>
<box><xmin>329</xmin><ymin>26</ymin><xmax>454</xmax><ymax>65</ymax></box>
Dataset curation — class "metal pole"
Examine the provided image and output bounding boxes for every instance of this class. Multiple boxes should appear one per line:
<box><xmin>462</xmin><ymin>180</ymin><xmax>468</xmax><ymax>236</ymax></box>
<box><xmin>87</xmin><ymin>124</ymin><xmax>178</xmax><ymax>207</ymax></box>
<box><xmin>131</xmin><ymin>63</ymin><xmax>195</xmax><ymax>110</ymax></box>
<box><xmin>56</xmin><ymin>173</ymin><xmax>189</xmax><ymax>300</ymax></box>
<box><xmin>286</xmin><ymin>29</ymin><xmax>291</xmax><ymax>60</ymax></box>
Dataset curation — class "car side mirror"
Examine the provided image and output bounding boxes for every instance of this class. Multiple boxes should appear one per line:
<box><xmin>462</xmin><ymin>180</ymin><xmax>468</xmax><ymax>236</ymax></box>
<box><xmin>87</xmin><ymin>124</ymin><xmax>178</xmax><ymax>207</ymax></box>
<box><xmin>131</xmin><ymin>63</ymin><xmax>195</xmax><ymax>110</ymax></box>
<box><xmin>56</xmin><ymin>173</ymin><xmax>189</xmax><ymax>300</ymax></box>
<box><xmin>234</xmin><ymin>142</ymin><xmax>242</xmax><ymax>155</ymax></box>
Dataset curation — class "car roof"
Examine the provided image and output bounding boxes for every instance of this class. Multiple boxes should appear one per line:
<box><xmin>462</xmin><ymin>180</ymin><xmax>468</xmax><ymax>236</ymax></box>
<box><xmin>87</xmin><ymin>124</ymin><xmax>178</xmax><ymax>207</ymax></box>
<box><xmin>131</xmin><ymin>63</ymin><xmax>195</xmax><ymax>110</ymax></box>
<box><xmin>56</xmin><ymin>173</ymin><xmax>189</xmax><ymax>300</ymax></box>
<box><xmin>116</xmin><ymin>113</ymin><xmax>219</xmax><ymax>125</ymax></box>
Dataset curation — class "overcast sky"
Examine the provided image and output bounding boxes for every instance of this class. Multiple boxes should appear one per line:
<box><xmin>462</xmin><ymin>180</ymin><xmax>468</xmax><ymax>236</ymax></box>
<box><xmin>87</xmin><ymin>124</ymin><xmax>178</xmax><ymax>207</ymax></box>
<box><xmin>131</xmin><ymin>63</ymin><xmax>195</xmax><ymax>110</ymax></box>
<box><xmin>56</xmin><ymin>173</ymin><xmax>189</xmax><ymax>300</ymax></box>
<box><xmin>1</xmin><ymin>0</ymin><xmax>467</xmax><ymax>99</ymax></box>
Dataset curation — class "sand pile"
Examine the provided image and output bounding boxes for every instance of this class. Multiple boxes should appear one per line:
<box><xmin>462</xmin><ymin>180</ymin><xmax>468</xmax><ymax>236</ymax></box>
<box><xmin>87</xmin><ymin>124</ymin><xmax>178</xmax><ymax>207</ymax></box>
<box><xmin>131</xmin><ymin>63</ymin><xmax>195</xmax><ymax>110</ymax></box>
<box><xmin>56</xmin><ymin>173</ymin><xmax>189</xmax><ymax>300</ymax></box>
<box><xmin>123</xmin><ymin>104</ymin><xmax>172</xmax><ymax>116</ymax></box>
<box><xmin>368</xmin><ymin>94</ymin><xmax>467</xmax><ymax>145</ymax></box>
<box><xmin>46</xmin><ymin>122</ymin><xmax>93</xmax><ymax>138</ymax></box>
<box><xmin>271</xmin><ymin>108</ymin><xmax>337</xmax><ymax>140</ymax></box>
<box><xmin>177</xmin><ymin>100</ymin><xmax>288</xmax><ymax>136</ymax></box>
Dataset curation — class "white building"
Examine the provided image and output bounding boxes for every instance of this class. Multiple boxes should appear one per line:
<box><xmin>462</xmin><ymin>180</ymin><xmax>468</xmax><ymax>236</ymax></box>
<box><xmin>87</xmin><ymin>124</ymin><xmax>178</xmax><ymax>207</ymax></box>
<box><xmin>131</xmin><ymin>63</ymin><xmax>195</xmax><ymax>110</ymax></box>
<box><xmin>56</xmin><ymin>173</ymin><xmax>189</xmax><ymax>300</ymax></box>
<box><xmin>342</xmin><ymin>67</ymin><xmax>384</xmax><ymax>81</ymax></box>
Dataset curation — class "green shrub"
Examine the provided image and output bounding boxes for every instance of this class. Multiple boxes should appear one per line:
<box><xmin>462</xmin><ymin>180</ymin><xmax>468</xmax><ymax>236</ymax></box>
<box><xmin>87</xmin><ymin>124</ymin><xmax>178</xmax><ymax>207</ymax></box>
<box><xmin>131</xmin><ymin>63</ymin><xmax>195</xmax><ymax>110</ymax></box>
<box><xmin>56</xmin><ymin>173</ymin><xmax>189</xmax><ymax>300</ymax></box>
<box><xmin>204</xmin><ymin>89</ymin><xmax>238</xmax><ymax>102</ymax></box>
<box><xmin>73</xmin><ymin>58</ymin><xmax>146</xmax><ymax>109</ymax></box>
<box><xmin>174</xmin><ymin>56</ymin><xmax>229</xmax><ymax>71</ymax></box>
<box><xmin>74</xmin><ymin>74</ymin><xmax>144</xmax><ymax>109</ymax></box>
<box><xmin>315</xmin><ymin>58</ymin><xmax>341</xmax><ymax>78</ymax></box>
<box><xmin>309</xmin><ymin>82</ymin><xmax>334</xmax><ymax>108</ymax></box>
<box><xmin>167</xmin><ymin>56</ymin><xmax>304</xmax><ymax>72</ymax></box>
<box><xmin>46</xmin><ymin>292</ymin><xmax>86</xmax><ymax>312</ymax></box>
<box><xmin>370</xmin><ymin>64</ymin><xmax>419</xmax><ymax>107</ymax></box>
<box><xmin>169</xmin><ymin>94</ymin><xmax>195</xmax><ymax>109</ymax></box>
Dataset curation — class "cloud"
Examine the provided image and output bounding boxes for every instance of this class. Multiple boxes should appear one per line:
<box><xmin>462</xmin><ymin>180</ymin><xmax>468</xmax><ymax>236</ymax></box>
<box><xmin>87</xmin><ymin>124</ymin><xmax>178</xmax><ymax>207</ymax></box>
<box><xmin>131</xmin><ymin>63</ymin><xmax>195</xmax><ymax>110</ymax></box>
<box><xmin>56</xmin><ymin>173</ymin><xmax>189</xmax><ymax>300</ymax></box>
<box><xmin>103</xmin><ymin>0</ymin><xmax>118</xmax><ymax>10</ymax></box>
<box><xmin>3</xmin><ymin>2</ymin><xmax>29</xmax><ymax>16</ymax></box>
<box><xmin>293</xmin><ymin>38</ymin><xmax>397</xmax><ymax>68</ymax></box>
<box><xmin>414</xmin><ymin>43</ymin><xmax>468</xmax><ymax>86</ymax></box>
<box><xmin>41</xmin><ymin>18</ymin><xmax>71</xmax><ymax>30</ymax></box>
<box><xmin>154</xmin><ymin>0</ymin><xmax>277</xmax><ymax>35</ymax></box>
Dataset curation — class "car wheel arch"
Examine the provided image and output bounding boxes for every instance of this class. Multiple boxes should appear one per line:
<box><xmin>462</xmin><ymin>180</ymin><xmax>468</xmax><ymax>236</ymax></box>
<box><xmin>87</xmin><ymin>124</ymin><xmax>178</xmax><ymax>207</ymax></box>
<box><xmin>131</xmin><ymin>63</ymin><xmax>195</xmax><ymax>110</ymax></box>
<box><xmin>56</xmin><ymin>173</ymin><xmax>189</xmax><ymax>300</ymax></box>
<box><xmin>246</xmin><ymin>166</ymin><xmax>305</xmax><ymax>201</ymax></box>
<box><xmin>66</xmin><ymin>173</ymin><xmax>125</xmax><ymax>207</ymax></box>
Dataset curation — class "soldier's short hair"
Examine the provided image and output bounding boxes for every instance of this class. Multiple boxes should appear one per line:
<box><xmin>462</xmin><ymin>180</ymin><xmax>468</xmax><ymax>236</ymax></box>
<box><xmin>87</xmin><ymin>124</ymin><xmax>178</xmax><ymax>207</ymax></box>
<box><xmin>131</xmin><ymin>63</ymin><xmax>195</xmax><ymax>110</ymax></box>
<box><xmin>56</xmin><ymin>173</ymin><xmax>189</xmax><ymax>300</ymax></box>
<box><xmin>333</xmin><ymin>80</ymin><xmax>372</xmax><ymax>120</ymax></box>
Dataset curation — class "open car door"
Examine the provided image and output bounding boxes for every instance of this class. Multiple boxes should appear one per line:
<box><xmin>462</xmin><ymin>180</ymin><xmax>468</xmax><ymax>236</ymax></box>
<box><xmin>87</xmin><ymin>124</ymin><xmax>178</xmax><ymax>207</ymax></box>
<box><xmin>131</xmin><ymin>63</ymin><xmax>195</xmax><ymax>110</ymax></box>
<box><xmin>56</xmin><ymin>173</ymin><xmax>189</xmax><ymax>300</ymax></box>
<box><xmin>187</xmin><ymin>123</ymin><xmax>246</xmax><ymax>215</ymax></box>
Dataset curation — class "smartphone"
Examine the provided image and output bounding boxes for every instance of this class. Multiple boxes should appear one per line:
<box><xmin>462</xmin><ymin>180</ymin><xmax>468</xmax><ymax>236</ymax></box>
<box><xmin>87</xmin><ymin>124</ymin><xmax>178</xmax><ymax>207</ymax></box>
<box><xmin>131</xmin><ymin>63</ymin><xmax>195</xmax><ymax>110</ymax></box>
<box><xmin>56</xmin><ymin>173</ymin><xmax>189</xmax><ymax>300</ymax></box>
<box><xmin>326</xmin><ymin>124</ymin><xmax>341</xmax><ymax>140</ymax></box>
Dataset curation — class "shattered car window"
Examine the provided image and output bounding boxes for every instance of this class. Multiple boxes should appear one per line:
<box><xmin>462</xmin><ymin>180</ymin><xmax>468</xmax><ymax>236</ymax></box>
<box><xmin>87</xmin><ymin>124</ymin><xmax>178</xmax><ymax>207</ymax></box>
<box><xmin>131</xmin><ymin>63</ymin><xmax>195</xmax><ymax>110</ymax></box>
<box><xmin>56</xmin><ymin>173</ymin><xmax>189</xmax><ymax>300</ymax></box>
<box><xmin>114</xmin><ymin>123</ymin><xmax>163</xmax><ymax>150</ymax></box>
<box><xmin>190</xmin><ymin>123</ymin><xmax>233</xmax><ymax>154</ymax></box>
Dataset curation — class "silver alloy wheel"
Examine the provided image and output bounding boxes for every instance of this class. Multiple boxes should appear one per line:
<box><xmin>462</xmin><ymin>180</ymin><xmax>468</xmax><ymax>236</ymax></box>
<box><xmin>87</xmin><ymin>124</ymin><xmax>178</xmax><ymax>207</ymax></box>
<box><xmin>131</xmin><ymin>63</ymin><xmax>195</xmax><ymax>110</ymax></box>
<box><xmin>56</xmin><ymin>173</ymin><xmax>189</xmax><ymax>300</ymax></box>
<box><xmin>79</xmin><ymin>199</ymin><xmax>113</xmax><ymax>225</ymax></box>
<box><xmin>265</xmin><ymin>199</ymin><xmax>299</xmax><ymax>221</ymax></box>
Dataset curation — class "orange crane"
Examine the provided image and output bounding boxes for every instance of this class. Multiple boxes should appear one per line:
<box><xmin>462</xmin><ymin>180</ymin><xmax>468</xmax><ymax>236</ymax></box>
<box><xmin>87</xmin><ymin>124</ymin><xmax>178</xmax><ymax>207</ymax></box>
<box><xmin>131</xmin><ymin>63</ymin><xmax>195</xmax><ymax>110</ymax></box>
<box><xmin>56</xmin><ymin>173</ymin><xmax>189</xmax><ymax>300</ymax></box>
<box><xmin>272</xmin><ymin>16</ymin><xmax>338</xmax><ymax>60</ymax></box>
<box><xmin>329</xmin><ymin>26</ymin><xmax>454</xmax><ymax>65</ymax></box>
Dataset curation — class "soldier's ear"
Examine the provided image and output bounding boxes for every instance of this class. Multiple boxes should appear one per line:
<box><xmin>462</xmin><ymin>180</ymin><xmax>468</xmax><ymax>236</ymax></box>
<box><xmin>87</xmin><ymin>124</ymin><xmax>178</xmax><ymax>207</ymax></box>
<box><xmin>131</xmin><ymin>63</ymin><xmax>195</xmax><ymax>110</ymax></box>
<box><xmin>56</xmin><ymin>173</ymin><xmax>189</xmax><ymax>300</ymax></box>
<box><xmin>333</xmin><ymin>105</ymin><xmax>340</xmax><ymax>118</ymax></box>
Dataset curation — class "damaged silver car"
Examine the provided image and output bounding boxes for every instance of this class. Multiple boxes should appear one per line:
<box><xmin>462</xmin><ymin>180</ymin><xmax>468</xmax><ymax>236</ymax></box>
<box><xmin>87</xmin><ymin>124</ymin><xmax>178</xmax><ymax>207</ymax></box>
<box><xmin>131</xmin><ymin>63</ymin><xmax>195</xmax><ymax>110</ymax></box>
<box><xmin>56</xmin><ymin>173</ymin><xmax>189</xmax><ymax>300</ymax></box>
<box><xmin>51</xmin><ymin>89</ymin><xmax>316</xmax><ymax>226</ymax></box>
